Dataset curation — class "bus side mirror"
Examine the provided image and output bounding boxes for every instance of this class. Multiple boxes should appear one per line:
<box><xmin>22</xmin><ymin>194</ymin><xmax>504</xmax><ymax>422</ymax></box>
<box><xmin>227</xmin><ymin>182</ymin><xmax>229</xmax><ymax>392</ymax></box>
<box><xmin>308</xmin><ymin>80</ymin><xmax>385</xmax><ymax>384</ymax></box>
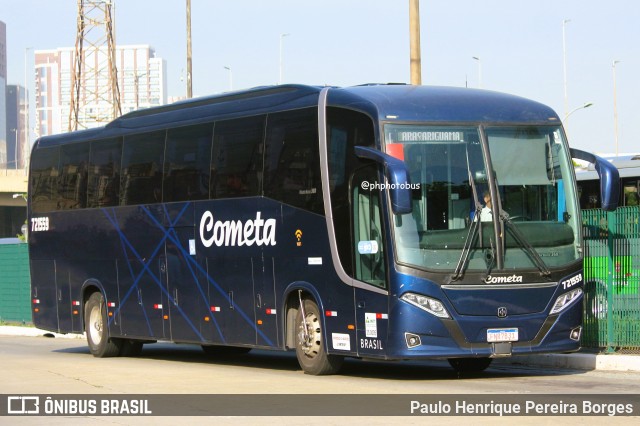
<box><xmin>354</xmin><ymin>146</ymin><xmax>413</xmax><ymax>215</ymax></box>
<box><xmin>571</xmin><ymin>148</ymin><xmax>620</xmax><ymax>211</ymax></box>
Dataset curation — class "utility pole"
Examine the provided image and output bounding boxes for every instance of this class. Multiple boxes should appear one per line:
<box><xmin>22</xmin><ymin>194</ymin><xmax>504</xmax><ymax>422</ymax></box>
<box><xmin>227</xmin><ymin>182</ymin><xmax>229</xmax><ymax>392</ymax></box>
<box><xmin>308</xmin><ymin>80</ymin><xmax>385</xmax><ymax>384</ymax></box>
<box><xmin>279</xmin><ymin>33</ymin><xmax>290</xmax><ymax>85</ymax></box>
<box><xmin>409</xmin><ymin>0</ymin><xmax>422</xmax><ymax>85</ymax></box>
<box><xmin>562</xmin><ymin>19</ymin><xmax>571</xmax><ymax>119</ymax></box>
<box><xmin>186</xmin><ymin>0</ymin><xmax>193</xmax><ymax>98</ymax></box>
<box><xmin>69</xmin><ymin>0</ymin><xmax>121</xmax><ymax>131</ymax></box>
<box><xmin>612</xmin><ymin>60</ymin><xmax>620</xmax><ymax>156</ymax></box>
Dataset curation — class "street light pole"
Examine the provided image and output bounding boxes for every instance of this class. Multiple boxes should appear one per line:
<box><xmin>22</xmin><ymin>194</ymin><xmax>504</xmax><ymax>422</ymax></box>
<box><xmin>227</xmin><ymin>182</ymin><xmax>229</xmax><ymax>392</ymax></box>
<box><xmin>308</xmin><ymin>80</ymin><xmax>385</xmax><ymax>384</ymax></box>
<box><xmin>186</xmin><ymin>0</ymin><xmax>193</xmax><ymax>98</ymax></box>
<box><xmin>612</xmin><ymin>60</ymin><xmax>621</xmax><ymax>156</ymax></box>
<box><xmin>472</xmin><ymin>56</ymin><xmax>482</xmax><ymax>88</ymax></box>
<box><xmin>279</xmin><ymin>33</ymin><xmax>290</xmax><ymax>84</ymax></box>
<box><xmin>24</xmin><ymin>47</ymin><xmax>33</xmax><ymax>170</ymax></box>
<box><xmin>563</xmin><ymin>102</ymin><xmax>593</xmax><ymax>139</ymax></box>
<box><xmin>134</xmin><ymin>71</ymin><xmax>147</xmax><ymax>110</ymax></box>
<box><xmin>562</xmin><ymin>19</ymin><xmax>571</xmax><ymax>119</ymax></box>
<box><xmin>564</xmin><ymin>102</ymin><xmax>593</xmax><ymax>121</ymax></box>
<box><xmin>224</xmin><ymin>66</ymin><xmax>233</xmax><ymax>91</ymax></box>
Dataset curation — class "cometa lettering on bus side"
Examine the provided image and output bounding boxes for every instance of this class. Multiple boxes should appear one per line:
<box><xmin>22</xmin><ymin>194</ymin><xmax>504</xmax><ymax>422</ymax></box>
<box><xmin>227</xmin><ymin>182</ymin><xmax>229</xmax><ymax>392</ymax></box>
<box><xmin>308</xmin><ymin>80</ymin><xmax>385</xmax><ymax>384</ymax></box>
<box><xmin>199</xmin><ymin>211</ymin><xmax>277</xmax><ymax>248</ymax></box>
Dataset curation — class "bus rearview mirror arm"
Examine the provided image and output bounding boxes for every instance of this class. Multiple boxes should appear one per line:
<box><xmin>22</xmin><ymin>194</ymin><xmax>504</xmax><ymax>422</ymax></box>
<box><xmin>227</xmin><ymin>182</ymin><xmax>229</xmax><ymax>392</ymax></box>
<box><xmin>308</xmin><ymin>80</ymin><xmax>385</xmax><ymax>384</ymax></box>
<box><xmin>570</xmin><ymin>148</ymin><xmax>620</xmax><ymax>211</ymax></box>
<box><xmin>354</xmin><ymin>146</ymin><xmax>413</xmax><ymax>215</ymax></box>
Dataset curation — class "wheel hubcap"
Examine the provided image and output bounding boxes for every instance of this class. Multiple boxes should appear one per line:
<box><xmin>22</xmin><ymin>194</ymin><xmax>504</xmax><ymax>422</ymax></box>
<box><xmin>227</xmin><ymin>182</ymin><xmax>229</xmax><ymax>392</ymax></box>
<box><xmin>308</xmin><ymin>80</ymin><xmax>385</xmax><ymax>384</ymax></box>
<box><xmin>298</xmin><ymin>312</ymin><xmax>321</xmax><ymax>358</ymax></box>
<box><xmin>89</xmin><ymin>306</ymin><xmax>103</xmax><ymax>345</ymax></box>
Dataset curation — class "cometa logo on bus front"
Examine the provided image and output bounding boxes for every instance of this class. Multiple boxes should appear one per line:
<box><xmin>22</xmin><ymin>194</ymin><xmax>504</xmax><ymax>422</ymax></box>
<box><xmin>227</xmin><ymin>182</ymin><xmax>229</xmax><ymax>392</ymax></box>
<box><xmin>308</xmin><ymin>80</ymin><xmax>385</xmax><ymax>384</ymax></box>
<box><xmin>199</xmin><ymin>211</ymin><xmax>277</xmax><ymax>247</ymax></box>
<box><xmin>483</xmin><ymin>274</ymin><xmax>524</xmax><ymax>284</ymax></box>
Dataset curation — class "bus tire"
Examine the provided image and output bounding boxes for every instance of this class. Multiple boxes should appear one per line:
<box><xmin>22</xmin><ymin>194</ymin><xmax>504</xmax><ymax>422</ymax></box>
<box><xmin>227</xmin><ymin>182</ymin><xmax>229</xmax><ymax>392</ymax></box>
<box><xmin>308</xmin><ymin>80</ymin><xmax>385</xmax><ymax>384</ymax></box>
<box><xmin>85</xmin><ymin>292</ymin><xmax>121</xmax><ymax>357</ymax></box>
<box><xmin>295</xmin><ymin>299</ymin><xmax>343</xmax><ymax>375</ymax></box>
<box><xmin>448</xmin><ymin>357</ymin><xmax>492</xmax><ymax>373</ymax></box>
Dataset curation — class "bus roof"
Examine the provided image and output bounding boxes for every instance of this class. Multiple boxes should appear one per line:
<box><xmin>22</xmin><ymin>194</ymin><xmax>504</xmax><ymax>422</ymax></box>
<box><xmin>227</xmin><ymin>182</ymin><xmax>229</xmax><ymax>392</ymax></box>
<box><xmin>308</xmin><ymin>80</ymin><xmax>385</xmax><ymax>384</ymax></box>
<box><xmin>33</xmin><ymin>84</ymin><xmax>561</xmax><ymax>149</ymax></box>
<box><xmin>328</xmin><ymin>84</ymin><xmax>560</xmax><ymax>124</ymax></box>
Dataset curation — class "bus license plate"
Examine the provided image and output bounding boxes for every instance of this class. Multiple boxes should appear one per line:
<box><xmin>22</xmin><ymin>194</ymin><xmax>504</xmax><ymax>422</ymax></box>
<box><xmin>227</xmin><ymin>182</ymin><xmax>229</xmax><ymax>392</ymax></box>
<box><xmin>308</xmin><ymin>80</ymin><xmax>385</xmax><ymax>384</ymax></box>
<box><xmin>487</xmin><ymin>328</ymin><xmax>518</xmax><ymax>342</ymax></box>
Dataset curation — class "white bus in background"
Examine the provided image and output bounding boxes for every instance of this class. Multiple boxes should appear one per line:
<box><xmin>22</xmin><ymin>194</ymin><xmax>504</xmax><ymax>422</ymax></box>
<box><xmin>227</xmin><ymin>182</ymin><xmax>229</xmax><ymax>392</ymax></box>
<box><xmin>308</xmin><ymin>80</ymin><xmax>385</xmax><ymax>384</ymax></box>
<box><xmin>576</xmin><ymin>155</ymin><xmax>640</xmax><ymax>209</ymax></box>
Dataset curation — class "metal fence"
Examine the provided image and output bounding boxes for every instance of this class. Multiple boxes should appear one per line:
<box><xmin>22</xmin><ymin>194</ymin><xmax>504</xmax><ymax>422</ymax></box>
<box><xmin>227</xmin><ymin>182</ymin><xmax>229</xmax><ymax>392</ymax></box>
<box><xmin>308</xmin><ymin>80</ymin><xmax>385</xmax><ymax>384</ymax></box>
<box><xmin>582</xmin><ymin>206</ymin><xmax>640</xmax><ymax>352</ymax></box>
<box><xmin>0</xmin><ymin>243</ymin><xmax>31</xmax><ymax>323</ymax></box>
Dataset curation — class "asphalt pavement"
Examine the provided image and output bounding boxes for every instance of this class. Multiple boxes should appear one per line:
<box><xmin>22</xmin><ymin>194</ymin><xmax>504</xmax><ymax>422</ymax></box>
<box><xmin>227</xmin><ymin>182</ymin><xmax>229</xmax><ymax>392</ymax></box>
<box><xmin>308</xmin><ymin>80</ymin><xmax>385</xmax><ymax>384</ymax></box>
<box><xmin>1</xmin><ymin>325</ymin><xmax>638</xmax><ymax>372</ymax></box>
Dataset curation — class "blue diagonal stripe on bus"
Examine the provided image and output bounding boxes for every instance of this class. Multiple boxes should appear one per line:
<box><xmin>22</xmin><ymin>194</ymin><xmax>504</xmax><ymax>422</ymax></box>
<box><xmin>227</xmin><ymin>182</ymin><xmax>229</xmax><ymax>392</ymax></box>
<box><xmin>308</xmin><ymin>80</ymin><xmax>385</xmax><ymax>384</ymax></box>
<box><xmin>102</xmin><ymin>207</ymin><xmax>170</xmax><ymax>333</ymax></box>
<box><xmin>160</xmin><ymin>204</ymin><xmax>214</xmax><ymax>317</ymax></box>
<box><xmin>101</xmin><ymin>204</ymin><xmax>205</xmax><ymax>342</ymax></box>
<box><xmin>141</xmin><ymin>205</ymin><xmax>224</xmax><ymax>341</ymax></box>
<box><xmin>141</xmin><ymin>203</ymin><xmax>274</xmax><ymax>347</ymax></box>
<box><xmin>164</xmin><ymin>224</ymin><xmax>225</xmax><ymax>341</ymax></box>
<box><xmin>111</xmin><ymin>209</ymin><xmax>153</xmax><ymax>336</ymax></box>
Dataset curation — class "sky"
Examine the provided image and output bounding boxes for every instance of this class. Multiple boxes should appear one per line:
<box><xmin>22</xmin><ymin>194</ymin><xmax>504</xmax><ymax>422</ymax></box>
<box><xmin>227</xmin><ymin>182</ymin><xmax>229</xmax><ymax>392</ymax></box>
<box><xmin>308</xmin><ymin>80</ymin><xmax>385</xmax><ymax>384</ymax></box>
<box><xmin>2</xmin><ymin>0</ymin><xmax>639</xmax><ymax>155</ymax></box>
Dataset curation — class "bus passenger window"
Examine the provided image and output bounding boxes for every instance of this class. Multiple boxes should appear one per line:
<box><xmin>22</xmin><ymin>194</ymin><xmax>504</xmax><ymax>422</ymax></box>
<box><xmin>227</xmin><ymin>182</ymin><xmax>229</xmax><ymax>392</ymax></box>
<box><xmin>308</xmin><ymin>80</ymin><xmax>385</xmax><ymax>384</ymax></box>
<box><xmin>164</xmin><ymin>124</ymin><xmax>213</xmax><ymax>202</ymax></box>
<box><xmin>58</xmin><ymin>143</ymin><xmax>89</xmax><ymax>210</ymax></box>
<box><xmin>264</xmin><ymin>108</ymin><xmax>323</xmax><ymax>214</ymax></box>
<box><xmin>120</xmin><ymin>131</ymin><xmax>165</xmax><ymax>205</ymax></box>
<box><xmin>30</xmin><ymin>147</ymin><xmax>60</xmax><ymax>213</ymax></box>
<box><xmin>88</xmin><ymin>138</ymin><xmax>122</xmax><ymax>208</ymax></box>
<box><xmin>210</xmin><ymin>116</ymin><xmax>264</xmax><ymax>199</ymax></box>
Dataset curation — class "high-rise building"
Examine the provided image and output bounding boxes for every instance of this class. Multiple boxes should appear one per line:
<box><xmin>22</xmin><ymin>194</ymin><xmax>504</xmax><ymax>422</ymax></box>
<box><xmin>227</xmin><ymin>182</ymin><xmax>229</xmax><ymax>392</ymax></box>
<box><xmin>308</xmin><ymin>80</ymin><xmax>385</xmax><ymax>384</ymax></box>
<box><xmin>1</xmin><ymin>21</ymin><xmax>8</xmax><ymax>166</ymax></box>
<box><xmin>0</xmin><ymin>20</ymin><xmax>28</xmax><ymax>240</ymax></box>
<box><xmin>35</xmin><ymin>44</ymin><xmax>166</xmax><ymax>136</ymax></box>
<box><xmin>5</xmin><ymin>85</ymin><xmax>27</xmax><ymax>169</ymax></box>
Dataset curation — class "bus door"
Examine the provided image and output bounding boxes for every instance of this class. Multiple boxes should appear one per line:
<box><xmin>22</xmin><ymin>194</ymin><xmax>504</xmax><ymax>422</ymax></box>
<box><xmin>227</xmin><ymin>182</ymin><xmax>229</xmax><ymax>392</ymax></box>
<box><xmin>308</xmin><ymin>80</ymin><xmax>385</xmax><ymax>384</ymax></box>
<box><xmin>52</xmin><ymin>265</ymin><xmax>72</xmax><ymax>333</ymax></box>
<box><xmin>254</xmin><ymin>255</ymin><xmax>279</xmax><ymax>348</ymax></box>
<box><xmin>206</xmin><ymin>255</ymin><xmax>257</xmax><ymax>345</ymax></box>
<box><xmin>117</xmin><ymin>208</ymin><xmax>167</xmax><ymax>340</ymax></box>
<box><xmin>31</xmin><ymin>260</ymin><xmax>58</xmax><ymax>332</ymax></box>
<box><xmin>163</xmin><ymin>226</ymin><xmax>211</xmax><ymax>343</ymax></box>
<box><xmin>351</xmin><ymin>166</ymin><xmax>389</xmax><ymax>357</ymax></box>
<box><xmin>117</xmin><ymin>257</ymin><xmax>167</xmax><ymax>340</ymax></box>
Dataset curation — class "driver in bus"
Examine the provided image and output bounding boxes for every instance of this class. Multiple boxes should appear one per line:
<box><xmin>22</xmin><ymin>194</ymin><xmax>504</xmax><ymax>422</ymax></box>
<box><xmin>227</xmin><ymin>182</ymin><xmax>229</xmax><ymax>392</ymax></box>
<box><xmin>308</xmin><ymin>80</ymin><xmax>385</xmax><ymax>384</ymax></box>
<box><xmin>473</xmin><ymin>190</ymin><xmax>493</xmax><ymax>222</ymax></box>
<box><xmin>480</xmin><ymin>190</ymin><xmax>492</xmax><ymax>222</ymax></box>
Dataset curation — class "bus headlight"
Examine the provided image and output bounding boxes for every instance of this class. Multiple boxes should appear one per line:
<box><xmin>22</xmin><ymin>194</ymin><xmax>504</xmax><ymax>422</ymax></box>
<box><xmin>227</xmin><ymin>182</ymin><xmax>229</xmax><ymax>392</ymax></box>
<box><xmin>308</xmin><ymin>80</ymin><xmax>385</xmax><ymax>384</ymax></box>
<box><xmin>401</xmin><ymin>292</ymin><xmax>450</xmax><ymax>318</ymax></box>
<box><xmin>550</xmin><ymin>288</ymin><xmax>583</xmax><ymax>315</ymax></box>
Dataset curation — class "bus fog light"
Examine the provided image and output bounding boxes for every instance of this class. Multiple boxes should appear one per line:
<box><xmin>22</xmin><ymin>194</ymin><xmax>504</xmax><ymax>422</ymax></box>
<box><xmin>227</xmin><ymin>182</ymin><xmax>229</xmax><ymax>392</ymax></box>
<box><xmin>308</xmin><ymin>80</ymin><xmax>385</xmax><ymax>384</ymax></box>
<box><xmin>570</xmin><ymin>326</ymin><xmax>582</xmax><ymax>341</ymax></box>
<box><xmin>550</xmin><ymin>288</ymin><xmax>583</xmax><ymax>315</ymax></box>
<box><xmin>405</xmin><ymin>332</ymin><xmax>421</xmax><ymax>348</ymax></box>
<box><xmin>400</xmin><ymin>292</ymin><xmax>450</xmax><ymax>318</ymax></box>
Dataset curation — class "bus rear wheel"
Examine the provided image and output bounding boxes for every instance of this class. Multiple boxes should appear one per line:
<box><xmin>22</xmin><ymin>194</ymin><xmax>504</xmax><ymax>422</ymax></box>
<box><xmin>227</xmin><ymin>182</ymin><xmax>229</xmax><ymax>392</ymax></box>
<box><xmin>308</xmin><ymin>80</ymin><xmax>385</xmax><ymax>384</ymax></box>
<box><xmin>448</xmin><ymin>357</ymin><xmax>492</xmax><ymax>373</ymax></box>
<box><xmin>295</xmin><ymin>299</ymin><xmax>343</xmax><ymax>375</ymax></box>
<box><xmin>85</xmin><ymin>292</ymin><xmax>121</xmax><ymax>357</ymax></box>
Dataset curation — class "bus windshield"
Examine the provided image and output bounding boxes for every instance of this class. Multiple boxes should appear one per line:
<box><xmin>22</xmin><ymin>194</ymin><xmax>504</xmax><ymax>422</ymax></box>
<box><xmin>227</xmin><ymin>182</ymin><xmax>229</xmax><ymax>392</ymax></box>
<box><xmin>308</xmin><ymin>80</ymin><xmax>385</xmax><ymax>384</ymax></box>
<box><xmin>387</xmin><ymin>124</ymin><xmax>580</xmax><ymax>274</ymax></box>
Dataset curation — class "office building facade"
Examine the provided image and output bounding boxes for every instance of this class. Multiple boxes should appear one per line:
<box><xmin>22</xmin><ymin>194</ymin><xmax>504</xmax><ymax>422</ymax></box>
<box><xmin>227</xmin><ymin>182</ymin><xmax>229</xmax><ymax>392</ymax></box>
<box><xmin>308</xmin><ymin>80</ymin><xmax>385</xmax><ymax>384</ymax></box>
<box><xmin>35</xmin><ymin>44</ymin><xmax>166</xmax><ymax>136</ymax></box>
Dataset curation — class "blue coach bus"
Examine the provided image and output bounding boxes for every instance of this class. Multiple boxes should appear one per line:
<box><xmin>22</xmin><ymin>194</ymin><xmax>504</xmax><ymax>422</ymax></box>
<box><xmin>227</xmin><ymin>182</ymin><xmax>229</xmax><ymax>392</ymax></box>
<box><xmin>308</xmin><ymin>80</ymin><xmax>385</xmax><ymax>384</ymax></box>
<box><xmin>28</xmin><ymin>84</ymin><xmax>619</xmax><ymax>375</ymax></box>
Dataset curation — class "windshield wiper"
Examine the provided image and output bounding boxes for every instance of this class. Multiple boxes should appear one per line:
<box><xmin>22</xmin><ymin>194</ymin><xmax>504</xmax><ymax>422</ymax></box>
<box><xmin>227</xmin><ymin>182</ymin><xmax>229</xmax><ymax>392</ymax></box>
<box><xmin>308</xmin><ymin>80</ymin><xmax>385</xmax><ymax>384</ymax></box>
<box><xmin>450</xmin><ymin>204</ymin><xmax>482</xmax><ymax>282</ymax></box>
<box><xmin>450</xmin><ymin>151</ymin><xmax>483</xmax><ymax>282</ymax></box>
<box><xmin>500</xmin><ymin>211</ymin><xmax>552</xmax><ymax>278</ymax></box>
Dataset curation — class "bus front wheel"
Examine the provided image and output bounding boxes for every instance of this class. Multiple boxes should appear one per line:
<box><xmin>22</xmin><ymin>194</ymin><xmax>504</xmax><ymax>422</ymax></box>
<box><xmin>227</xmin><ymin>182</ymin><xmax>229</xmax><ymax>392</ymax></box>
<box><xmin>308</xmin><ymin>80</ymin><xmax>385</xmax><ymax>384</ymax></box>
<box><xmin>85</xmin><ymin>292</ymin><xmax>121</xmax><ymax>357</ymax></box>
<box><xmin>295</xmin><ymin>299</ymin><xmax>343</xmax><ymax>375</ymax></box>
